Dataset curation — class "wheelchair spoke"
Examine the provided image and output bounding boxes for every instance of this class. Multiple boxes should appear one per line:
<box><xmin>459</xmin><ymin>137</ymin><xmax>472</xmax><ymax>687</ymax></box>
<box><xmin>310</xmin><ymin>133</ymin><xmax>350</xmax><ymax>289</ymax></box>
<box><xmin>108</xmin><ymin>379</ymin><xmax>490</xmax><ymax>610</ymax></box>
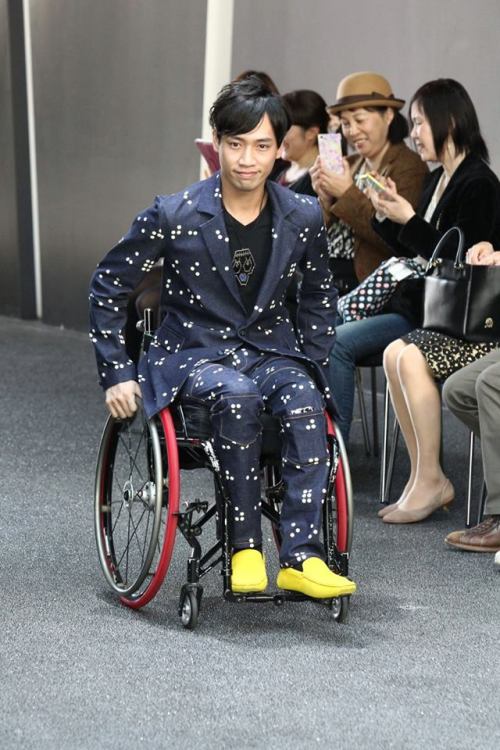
<box><xmin>110</xmin><ymin>497</ymin><xmax>125</xmax><ymax>534</ymax></box>
<box><xmin>115</xmin><ymin>505</ymin><xmax>149</xmax><ymax>576</ymax></box>
<box><xmin>130</xmin><ymin>420</ymin><xmax>147</xmax><ymax>479</ymax></box>
<box><xmin>142</xmin><ymin>510</ymin><xmax>152</xmax><ymax>568</ymax></box>
<box><xmin>117</xmin><ymin>430</ymin><xmax>146</xmax><ymax>483</ymax></box>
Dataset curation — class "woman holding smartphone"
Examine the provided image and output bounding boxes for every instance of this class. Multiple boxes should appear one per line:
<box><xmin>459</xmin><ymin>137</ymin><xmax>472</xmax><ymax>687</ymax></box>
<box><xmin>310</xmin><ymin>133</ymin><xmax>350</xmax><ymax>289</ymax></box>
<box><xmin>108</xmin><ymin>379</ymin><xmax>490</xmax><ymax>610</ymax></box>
<box><xmin>311</xmin><ymin>71</ymin><xmax>427</xmax><ymax>286</ymax></box>
<box><xmin>368</xmin><ymin>78</ymin><xmax>500</xmax><ymax>523</ymax></box>
<box><xmin>321</xmin><ymin>77</ymin><xmax>500</xmax><ymax>446</ymax></box>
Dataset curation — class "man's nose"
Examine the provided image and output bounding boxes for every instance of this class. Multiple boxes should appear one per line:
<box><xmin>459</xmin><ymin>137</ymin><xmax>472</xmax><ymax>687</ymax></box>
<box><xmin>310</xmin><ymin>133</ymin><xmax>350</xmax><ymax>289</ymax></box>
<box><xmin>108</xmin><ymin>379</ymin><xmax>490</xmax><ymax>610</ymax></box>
<box><xmin>238</xmin><ymin>145</ymin><xmax>255</xmax><ymax>164</ymax></box>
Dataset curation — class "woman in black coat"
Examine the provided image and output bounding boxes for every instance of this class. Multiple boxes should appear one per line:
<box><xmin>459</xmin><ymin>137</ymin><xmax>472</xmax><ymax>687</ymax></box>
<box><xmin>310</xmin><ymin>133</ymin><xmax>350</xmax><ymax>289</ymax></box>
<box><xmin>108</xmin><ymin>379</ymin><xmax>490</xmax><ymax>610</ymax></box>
<box><xmin>369</xmin><ymin>79</ymin><xmax>500</xmax><ymax>525</ymax></box>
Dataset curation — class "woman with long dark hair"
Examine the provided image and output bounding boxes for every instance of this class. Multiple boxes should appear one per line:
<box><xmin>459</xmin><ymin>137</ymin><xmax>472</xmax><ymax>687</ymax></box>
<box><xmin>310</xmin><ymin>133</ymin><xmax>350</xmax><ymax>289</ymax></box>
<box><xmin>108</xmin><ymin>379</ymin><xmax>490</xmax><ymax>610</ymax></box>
<box><xmin>371</xmin><ymin>78</ymin><xmax>500</xmax><ymax>524</ymax></box>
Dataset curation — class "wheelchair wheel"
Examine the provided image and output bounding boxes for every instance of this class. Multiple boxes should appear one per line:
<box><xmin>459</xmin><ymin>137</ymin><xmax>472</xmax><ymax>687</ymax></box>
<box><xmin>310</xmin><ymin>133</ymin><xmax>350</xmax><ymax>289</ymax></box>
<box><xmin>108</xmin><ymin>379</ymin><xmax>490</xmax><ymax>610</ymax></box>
<box><xmin>326</xmin><ymin>414</ymin><xmax>354</xmax><ymax>555</ymax></box>
<box><xmin>330</xmin><ymin>595</ymin><xmax>349</xmax><ymax>623</ymax></box>
<box><xmin>325</xmin><ymin>414</ymin><xmax>353</xmax><ymax>623</ymax></box>
<box><xmin>94</xmin><ymin>406</ymin><xmax>179</xmax><ymax>606</ymax></box>
<box><xmin>178</xmin><ymin>585</ymin><xmax>201</xmax><ymax>630</ymax></box>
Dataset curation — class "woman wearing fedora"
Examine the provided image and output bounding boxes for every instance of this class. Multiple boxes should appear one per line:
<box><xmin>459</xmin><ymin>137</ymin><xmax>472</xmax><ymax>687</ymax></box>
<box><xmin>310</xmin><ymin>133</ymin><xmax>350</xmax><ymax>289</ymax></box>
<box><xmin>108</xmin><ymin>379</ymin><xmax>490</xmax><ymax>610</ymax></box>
<box><xmin>311</xmin><ymin>71</ymin><xmax>427</xmax><ymax>284</ymax></box>
<box><xmin>310</xmin><ymin>71</ymin><xmax>427</xmax><ymax>441</ymax></box>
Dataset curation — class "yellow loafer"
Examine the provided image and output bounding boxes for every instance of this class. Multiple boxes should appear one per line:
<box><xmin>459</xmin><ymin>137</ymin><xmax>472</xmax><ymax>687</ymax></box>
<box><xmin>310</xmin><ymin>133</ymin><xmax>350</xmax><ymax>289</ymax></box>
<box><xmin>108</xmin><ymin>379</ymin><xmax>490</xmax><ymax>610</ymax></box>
<box><xmin>231</xmin><ymin>549</ymin><xmax>268</xmax><ymax>593</ymax></box>
<box><xmin>276</xmin><ymin>557</ymin><xmax>356</xmax><ymax>599</ymax></box>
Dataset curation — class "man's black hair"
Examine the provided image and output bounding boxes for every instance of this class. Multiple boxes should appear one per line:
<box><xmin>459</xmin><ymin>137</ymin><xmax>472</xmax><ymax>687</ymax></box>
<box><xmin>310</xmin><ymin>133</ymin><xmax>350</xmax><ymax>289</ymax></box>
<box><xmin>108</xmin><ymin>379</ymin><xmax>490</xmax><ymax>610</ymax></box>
<box><xmin>209</xmin><ymin>76</ymin><xmax>291</xmax><ymax>146</ymax></box>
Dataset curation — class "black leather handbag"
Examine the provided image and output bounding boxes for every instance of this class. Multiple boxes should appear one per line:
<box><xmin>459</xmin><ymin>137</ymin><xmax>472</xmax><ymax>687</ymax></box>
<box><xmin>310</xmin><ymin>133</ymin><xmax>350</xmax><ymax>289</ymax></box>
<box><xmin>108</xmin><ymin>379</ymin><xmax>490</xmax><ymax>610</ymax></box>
<box><xmin>423</xmin><ymin>226</ymin><xmax>500</xmax><ymax>342</ymax></box>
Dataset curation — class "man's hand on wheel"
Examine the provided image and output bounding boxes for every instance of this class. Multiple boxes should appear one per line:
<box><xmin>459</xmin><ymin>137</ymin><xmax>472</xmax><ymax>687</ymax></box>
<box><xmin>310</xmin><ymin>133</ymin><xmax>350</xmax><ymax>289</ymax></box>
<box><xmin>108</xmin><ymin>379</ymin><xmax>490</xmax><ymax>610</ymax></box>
<box><xmin>105</xmin><ymin>380</ymin><xmax>142</xmax><ymax>419</ymax></box>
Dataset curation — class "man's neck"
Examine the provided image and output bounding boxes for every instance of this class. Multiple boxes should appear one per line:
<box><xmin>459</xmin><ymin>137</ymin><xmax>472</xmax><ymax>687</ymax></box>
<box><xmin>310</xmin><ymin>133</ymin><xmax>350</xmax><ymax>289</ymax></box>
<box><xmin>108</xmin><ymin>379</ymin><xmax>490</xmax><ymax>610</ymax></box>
<box><xmin>220</xmin><ymin>180</ymin><xmax>267</xmax><ymax>225</ymax></box>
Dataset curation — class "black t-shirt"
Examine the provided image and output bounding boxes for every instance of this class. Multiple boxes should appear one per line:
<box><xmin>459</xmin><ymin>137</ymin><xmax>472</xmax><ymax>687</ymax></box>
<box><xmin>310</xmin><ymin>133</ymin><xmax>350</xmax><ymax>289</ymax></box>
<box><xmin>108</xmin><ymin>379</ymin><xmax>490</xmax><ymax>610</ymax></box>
<box><xmin>223</xmin><ymin>201</ymin><xmax>272</xmax><ymax>315</ymax></box>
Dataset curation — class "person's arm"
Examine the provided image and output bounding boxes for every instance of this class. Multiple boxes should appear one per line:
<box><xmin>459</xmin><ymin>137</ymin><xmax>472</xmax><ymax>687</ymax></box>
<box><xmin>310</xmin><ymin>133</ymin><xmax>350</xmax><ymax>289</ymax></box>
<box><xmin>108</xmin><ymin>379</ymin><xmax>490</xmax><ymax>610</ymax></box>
<box><xmin>105</xmin><ymin>380</ymin><xmax>143</xmax><ymax>419</ymax></box>
<box><xmin>397</xmin><ymin>178</ymin><xmax>500</xmax><ymax>259</ymax></box>
<box><xmin>466</xmin><ymin>242</ymin><xmax>495</xmax><ymax>264</ymax></box>
<box><xmin>331</xmin><ymin>150</ymin><xmax>426</xmax><ymax>249</ymax></box>
<box><xmin>89</xmin><ymin>196</ymin><xmax>169</xmax><ymax>404</ymax></box>
<box><xmin>467</xmin><ymin>244</ymin><xmax>500</xmax><ymax>265</ymax></box>
<box><xmin>295</xmin><ymin>208</ymin><xmax>337</xmax><ymax>369</ymax></box>
<box><xmin>370</xmin><ymin>170</ymin><xmax>437</xmax><ymax>256</ymax></box>
<box><xmin>309</xmin><ymin>156</ymin><xmax>347</xmax><ymax>226</ymax></box>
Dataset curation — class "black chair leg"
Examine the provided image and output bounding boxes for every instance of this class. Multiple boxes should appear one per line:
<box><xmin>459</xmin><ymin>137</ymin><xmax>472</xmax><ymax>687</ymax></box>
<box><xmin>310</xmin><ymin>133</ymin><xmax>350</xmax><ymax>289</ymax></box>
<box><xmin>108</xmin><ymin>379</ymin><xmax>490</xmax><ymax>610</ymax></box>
<box><xmin>385</xmin><ymin>418</ymin><xmax>400</xmax><ymax>503</ymax></box>
<box><xmin>466</xmin><ymin>431</ymin><xmax>475</xmax><ymax>529</ymax></box>
<box><xmin>370</xmin><ymin>366</ymin><xmax>379</xmax><ymax>458</ymax></box>
<box><xmin>379</xmin><ymin>380</ymin><xmax>390</xmax><ymax>504</ymax></box>
<box><xmin>355</xmin><ymin>368</ymin><xmax>371</xmax><ymax>456</ymax></box>
<box><xmin>477</xmin><ymin>482</ymin><xmax>487</xmax><ymax>525</ymax></box>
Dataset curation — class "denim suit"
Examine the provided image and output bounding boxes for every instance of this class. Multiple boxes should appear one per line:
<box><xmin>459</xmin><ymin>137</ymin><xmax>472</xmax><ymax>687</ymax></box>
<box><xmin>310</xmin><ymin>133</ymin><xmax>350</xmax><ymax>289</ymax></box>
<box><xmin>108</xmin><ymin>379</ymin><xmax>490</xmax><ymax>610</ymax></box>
<box><xmin>89</xmin><ymin>173</ymin><xmax>338</xmax><ymax>564</ymax></box>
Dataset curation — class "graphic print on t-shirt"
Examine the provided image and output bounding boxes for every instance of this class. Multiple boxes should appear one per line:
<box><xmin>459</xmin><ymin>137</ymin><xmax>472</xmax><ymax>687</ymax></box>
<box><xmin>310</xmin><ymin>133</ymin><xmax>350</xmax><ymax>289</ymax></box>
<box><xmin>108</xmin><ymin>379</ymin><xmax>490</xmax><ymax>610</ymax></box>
<box><xmin>232</xmin><ymin>247</ymin><xmax>256</xmax><ymax>286</ymax></box>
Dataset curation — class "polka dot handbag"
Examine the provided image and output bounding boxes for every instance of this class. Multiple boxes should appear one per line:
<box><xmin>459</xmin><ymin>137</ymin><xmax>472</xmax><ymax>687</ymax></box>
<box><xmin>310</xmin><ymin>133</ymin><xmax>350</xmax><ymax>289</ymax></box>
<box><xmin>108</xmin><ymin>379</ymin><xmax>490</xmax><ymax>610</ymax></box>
<box><xmin>337</xmin><ymin>256</ymin><xmax>426</xmax><ymax>323</ymax></box>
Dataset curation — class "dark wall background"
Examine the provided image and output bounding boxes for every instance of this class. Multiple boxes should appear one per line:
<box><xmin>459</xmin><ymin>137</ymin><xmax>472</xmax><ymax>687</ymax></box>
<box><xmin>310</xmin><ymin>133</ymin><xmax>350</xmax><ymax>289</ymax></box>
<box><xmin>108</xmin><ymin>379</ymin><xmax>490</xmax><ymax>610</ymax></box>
<box><xmin>4</xmin><ymin>0</ymin><xmax>500</xmax><ymax>329</ymax></box>
<box><xmin>0</xmin><ymin>0</ymin><xmax>20</xmax><ymax>316</ymax></box>
<box><xmin>29</xmin><ymin>0</ymin><xmax>206</xmax><ymax>329</ymax></box>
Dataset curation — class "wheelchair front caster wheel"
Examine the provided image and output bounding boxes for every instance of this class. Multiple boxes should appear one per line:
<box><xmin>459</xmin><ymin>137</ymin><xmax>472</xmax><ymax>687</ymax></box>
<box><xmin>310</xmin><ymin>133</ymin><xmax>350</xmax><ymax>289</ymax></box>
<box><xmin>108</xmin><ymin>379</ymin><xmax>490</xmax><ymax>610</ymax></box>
<box><xmin>179</xmin><ymin>588</ymin><xmax>199</xmax><ymax>630</ymax></box>
<box><xmin>330</xmin><ymin>595</ymin><xmax>349</xmax><ymax>623</ymax></box>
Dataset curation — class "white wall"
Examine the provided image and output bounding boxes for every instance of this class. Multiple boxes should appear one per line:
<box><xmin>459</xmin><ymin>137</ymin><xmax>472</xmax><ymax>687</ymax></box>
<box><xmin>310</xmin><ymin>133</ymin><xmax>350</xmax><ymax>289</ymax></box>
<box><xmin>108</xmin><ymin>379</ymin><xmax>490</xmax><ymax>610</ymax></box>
<box><xmin>232</xmin><ymin>0</ymin><xmax>500</xmax><ymax>172</ymax></box>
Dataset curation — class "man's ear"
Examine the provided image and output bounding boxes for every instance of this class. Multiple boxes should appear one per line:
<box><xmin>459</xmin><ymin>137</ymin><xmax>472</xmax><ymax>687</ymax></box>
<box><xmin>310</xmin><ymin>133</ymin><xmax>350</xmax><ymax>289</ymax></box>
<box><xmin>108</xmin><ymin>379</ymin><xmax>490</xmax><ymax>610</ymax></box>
<box><xmin>212</xmin><ymin>129</ymin><xmax>220</xmax><ymax>152</ymax></box>
<box><xmin>276</xmin><ymin>142</ymin><xmax>284</xmax><ymax>159</ymax></box>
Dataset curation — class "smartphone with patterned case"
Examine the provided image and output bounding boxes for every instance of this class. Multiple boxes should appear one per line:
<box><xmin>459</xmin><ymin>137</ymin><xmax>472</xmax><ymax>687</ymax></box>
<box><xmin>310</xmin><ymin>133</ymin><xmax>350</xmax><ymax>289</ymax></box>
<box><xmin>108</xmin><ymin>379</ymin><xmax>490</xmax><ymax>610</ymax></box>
<box><xmin>318</xmin><ymin>133</ymin><xmax>344</xmax><ymax>174</ymax></box>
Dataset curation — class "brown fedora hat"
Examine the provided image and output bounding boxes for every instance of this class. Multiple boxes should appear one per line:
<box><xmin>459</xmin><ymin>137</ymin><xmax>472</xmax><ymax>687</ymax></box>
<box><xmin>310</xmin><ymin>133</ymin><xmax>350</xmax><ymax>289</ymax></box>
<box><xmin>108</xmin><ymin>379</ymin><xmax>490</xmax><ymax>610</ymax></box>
<box><xmin>328</xmin><ymin>71</ymin><xmax>405</xmax><ymax>114</ymax></box>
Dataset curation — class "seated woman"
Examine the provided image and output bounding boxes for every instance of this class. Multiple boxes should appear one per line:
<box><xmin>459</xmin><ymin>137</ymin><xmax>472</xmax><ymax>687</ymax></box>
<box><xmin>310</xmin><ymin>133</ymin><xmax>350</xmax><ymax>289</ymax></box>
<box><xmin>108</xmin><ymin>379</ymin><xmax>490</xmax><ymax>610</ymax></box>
<box><xmin>370</xmin><ymin>79</ymin><xmax>500</xmax><ymax>523</ymax></box>
<box><xmin>311</xmin><ymin>71</ymin><xmax>427</xmax><ymax>290</ymax></box>
<box><xmin>325</xmin><ymin>78</ymin><xmax>500</xmax><ymax>443</ymax></box>
<box><xmin>279</xmin><ymin>89</ymin><xmax>329</xmax><ymax>196</ymax></box>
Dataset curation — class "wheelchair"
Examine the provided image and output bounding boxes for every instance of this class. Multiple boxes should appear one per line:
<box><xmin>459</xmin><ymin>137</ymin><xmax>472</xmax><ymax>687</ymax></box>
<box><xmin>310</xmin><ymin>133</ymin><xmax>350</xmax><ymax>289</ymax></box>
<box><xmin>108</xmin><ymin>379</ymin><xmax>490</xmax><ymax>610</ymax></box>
<box><xmin>94</xmin><ymin>311</ymin><xmax>354</xmax><ymax>629</ymax></box>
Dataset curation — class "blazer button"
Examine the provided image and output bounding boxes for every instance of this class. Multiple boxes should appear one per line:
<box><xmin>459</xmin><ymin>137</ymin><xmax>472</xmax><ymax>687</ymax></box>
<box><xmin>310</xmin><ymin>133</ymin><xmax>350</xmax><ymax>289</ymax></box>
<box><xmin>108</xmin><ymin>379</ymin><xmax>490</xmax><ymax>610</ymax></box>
<box><xmin>240</xmin><ymin>328</ymin><xmax>247</xmax><ymax>335</ymax></box>
<box><xmin>217</xmin><ymin>349</ymin><xmax>225</xmax><ymax>356</ymax></box>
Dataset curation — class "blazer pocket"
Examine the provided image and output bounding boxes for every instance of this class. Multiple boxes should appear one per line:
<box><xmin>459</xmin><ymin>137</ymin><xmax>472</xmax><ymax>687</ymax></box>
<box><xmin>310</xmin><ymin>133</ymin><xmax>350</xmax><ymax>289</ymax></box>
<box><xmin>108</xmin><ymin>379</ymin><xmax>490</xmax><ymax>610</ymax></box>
<box><xmin>156</xmin><ymin>321</ymin><xmax>185</xmax><ymax>353</ymax></box>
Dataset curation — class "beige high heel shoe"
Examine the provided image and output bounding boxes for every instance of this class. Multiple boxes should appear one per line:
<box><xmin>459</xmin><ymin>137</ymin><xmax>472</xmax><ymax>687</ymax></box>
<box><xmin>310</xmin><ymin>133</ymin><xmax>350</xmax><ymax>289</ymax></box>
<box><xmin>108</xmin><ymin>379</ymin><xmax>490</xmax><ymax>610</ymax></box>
<box><xmin>383</xmin><ymin>479</ymin><xmax>454</xmax><ymax>524</ymax></box>
<box><xmin>377</xmin><ymin>483</ymin><xmax>413</xmax><ymax>517</ymax></box>
<box><xmin>377</xmin><ymin>501</ymin><xmax>400</xmax><ymax>518</ymax></box>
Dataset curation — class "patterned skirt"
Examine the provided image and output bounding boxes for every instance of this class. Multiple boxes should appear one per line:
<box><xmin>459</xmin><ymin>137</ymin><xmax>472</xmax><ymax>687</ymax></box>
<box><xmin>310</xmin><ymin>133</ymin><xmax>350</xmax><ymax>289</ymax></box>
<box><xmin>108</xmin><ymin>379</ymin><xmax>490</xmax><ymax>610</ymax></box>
<box><xmin>401</xmin><ymin>329</ymin><xmax>499</xmax><ymax>382</ymax></box>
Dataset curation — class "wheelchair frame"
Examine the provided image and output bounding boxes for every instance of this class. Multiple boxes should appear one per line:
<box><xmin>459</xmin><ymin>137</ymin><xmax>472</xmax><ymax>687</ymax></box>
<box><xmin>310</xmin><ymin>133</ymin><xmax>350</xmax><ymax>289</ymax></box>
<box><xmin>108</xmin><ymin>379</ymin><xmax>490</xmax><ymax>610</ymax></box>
<box><xmin>94</xmin><ymin>311</ymin><xmax>354</xmax><ymax>629</ymax></box>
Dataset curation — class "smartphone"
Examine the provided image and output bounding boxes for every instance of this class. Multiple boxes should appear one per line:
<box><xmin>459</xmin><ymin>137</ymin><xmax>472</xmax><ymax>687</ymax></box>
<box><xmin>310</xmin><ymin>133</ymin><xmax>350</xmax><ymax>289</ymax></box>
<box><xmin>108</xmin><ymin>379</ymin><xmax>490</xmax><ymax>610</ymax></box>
<box><xmin>359</xmin><ymin>172</ymin><xmax>387</xmax><ymax>193</ymax></box>
<box><xmin>318</xmin><ymin>133</ymin><xmax>344</xmax><ymax>174</ymax></box>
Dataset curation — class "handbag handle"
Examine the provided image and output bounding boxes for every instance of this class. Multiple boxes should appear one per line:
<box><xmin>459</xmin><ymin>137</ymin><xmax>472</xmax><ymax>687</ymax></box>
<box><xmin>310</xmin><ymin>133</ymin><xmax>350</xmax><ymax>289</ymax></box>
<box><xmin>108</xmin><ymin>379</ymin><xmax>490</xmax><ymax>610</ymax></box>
<box><xmin>426</xmin><ymin>226</ymin><xmax>465</xmax><ymax>271</ymax></box>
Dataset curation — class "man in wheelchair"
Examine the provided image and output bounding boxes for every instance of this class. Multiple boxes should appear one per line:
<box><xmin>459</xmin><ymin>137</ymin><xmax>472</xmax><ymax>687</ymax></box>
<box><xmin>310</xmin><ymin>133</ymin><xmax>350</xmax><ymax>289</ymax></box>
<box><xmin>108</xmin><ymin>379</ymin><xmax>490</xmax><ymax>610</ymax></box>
<box><xmin>89</xmin><ymin>76</ymin><xmax>356</xmax><ymax>600</ymax></box>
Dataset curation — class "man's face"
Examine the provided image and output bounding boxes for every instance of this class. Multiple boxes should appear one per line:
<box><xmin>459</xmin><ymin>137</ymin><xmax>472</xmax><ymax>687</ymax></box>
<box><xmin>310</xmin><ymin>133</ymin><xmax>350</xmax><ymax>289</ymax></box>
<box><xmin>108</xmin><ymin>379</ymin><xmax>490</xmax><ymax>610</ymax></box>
<box><xmin>213</xmin><ymin>113</ymin><xmax>280</xmax><ymax>194</ymax></box>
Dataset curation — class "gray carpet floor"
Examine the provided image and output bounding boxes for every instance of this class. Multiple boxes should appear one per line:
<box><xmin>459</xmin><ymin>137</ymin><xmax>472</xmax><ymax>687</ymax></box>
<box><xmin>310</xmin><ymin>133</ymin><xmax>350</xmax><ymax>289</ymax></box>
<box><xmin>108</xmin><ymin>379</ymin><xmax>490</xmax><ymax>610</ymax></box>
<box><xmin>0</xmin><ymin>315</ymin><xmax>498</xmax><ymax>750</ymax></box>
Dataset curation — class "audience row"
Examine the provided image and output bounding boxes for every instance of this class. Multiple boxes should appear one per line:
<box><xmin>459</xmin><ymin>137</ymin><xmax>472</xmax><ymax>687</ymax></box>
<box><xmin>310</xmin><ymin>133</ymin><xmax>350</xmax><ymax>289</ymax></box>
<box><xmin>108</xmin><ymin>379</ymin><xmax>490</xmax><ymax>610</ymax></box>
<box><xmin>166</xmin><ymin>68</ymin><xmax>500</xmax><ymax>568</ymax></box>
<box><xmin>233</xmin><ymin>70</ymin><xmax>500</xmax><ymax>566</ymax></box>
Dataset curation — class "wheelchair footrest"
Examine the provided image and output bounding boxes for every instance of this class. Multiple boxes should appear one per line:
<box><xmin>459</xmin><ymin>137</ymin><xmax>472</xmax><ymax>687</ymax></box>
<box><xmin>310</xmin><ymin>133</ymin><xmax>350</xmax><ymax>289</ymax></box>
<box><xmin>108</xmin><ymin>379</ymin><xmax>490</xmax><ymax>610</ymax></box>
<box><xmin>223</xmin><ymin>590</ymin><xmax>346</xmax><ymax>605</ymax></box>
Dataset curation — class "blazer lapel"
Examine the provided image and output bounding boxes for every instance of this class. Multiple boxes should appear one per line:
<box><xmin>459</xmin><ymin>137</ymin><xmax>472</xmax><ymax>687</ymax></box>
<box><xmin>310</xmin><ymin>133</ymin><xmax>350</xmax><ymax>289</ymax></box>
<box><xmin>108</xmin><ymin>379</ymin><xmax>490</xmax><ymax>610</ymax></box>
<box><xmin>247</xmin><ymin>182</ymin><xmax>301</xmax><ymax>323</ymax></box>
<box><xmin>197</xmin><ymin>175</ymin><xmax>247</xmax><ymax>312</ymax></box>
